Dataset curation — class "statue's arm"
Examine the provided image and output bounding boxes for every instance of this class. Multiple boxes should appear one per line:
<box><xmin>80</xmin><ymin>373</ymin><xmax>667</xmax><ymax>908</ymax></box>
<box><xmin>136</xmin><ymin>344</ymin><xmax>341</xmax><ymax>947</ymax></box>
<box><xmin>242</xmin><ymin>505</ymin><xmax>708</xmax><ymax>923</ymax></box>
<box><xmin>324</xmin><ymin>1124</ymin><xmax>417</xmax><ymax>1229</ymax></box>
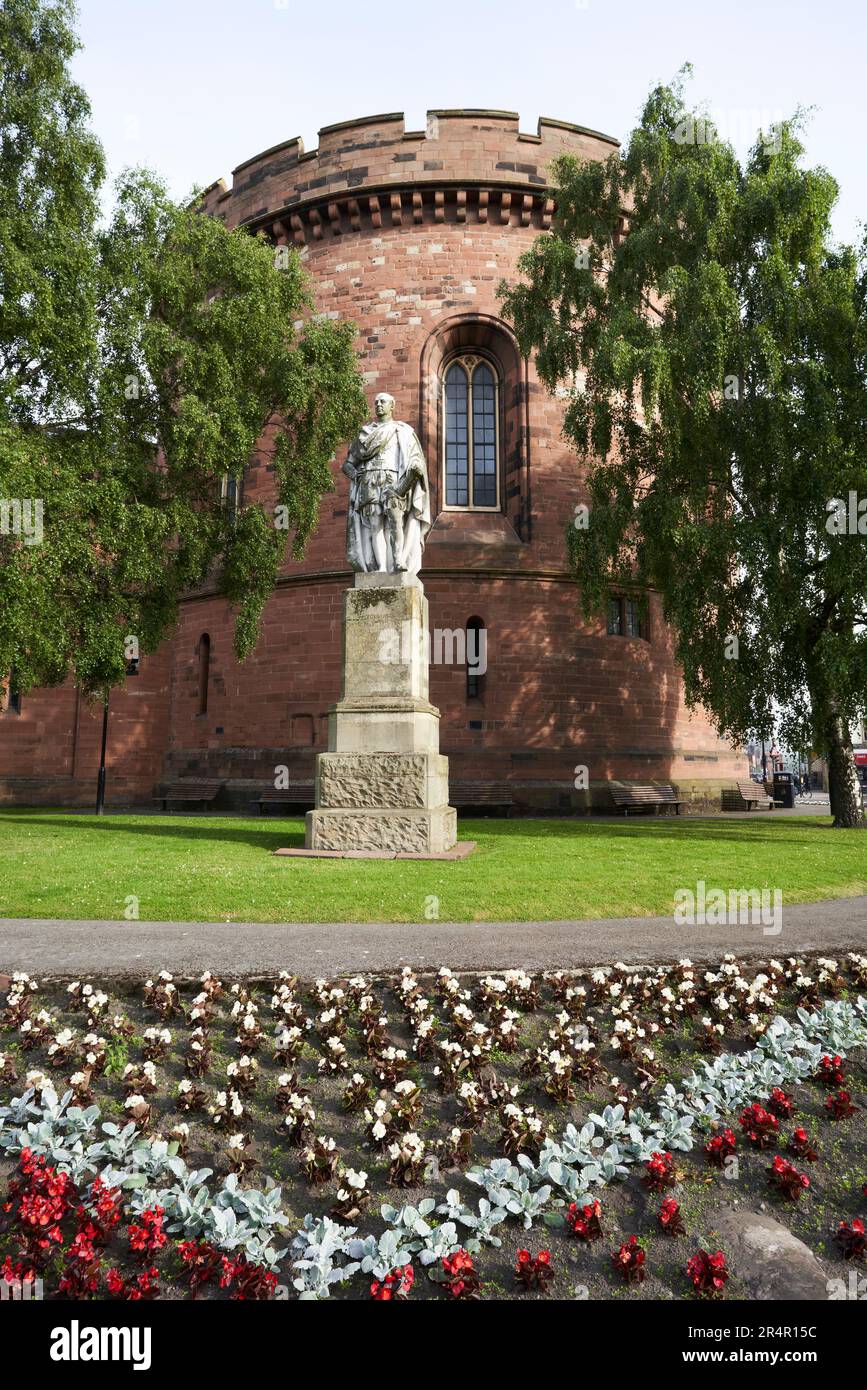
<box><xmin>342</xmin><ymin>454</ymin><xmax>358</xmax><ymax>482</ymax></box>
<box><xmin>391</xmin><ymin>459</ymin><xmax>423</xmax><ymax>498</ymax></box>
<box><xmin>389</xmin><ymin>426</ymin><xmax>427</xmax><ymax>497</ymax></box>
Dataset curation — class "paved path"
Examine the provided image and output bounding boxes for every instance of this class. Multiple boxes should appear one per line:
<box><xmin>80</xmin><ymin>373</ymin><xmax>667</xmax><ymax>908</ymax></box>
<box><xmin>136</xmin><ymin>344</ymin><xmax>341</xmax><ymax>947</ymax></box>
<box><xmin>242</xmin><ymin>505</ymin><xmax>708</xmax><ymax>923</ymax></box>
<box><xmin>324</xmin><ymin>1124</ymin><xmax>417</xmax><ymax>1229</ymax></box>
<box><xmin>1</xmin><ymin>895</ymin><xmax>865</xmax><ymax>977</ymax></box>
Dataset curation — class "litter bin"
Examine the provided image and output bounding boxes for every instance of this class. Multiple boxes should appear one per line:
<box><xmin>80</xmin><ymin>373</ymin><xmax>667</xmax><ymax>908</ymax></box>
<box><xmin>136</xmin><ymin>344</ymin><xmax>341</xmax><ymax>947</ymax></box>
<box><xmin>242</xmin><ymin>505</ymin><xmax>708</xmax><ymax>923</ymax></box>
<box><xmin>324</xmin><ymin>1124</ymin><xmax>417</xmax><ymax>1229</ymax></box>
<box><xmin>773</xmin><ymin>771</ymin><xmax>795</xmax><ymax>808</ymax></box>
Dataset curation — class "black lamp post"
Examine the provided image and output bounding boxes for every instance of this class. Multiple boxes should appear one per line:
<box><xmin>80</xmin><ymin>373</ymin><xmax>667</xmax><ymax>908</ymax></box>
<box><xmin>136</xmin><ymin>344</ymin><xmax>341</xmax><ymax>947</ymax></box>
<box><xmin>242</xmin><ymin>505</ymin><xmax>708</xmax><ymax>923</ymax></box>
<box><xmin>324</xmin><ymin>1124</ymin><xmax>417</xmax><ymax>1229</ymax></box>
<box><xmin>95</xmin><ymin>658</ymin><xmax>140</xmax><ymax>816</ymax></box>
<box><xmin>95</xmin><ymin>696</ymin><xmax>110</xmax><ymax>816</ymax></box>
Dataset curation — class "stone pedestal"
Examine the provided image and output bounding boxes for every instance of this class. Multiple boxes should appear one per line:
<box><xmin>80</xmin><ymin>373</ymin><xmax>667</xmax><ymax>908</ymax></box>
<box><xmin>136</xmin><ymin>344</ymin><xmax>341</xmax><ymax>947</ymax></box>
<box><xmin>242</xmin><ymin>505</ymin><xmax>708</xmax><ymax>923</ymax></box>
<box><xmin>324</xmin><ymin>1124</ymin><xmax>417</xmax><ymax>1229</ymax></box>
<box><xmin>305</xmin><ymin>572</ymin><xmax>457</xmax><ymax>853</ymax></box>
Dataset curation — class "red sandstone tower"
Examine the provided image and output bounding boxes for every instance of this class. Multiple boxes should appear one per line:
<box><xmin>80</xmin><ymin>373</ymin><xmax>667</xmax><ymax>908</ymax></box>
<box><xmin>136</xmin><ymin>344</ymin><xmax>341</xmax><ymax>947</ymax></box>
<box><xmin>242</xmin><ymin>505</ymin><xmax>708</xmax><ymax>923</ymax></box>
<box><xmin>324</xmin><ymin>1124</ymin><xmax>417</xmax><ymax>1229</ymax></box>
<box><xmin>0</xmin><ymin>110</ymin><xmax>744</xmax><ymax>810</ymax></box>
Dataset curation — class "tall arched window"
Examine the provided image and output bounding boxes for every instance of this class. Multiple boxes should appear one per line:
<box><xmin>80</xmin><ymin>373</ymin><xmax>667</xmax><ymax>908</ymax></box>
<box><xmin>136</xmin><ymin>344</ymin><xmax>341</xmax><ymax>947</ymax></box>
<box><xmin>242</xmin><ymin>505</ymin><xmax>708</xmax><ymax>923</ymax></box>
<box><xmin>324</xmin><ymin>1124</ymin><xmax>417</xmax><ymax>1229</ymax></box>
<box><xmin>443</xmin><ymin>356</ymin><xmax>500</xmax><ymax>510</ymax></box>
<box><xmin>197</xmin><ymin>634</ymin><xmax>211</xmax><ymax>715</ymax></box>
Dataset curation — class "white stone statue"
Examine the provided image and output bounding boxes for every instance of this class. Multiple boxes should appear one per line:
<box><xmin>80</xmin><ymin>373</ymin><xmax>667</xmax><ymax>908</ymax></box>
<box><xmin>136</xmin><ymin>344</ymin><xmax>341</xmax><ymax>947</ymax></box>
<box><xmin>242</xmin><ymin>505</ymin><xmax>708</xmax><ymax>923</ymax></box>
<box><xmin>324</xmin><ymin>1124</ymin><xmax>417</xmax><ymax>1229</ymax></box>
<box><xmin>342</xmin><ymin>393</ymin><xmax>431</xmax><ymax>574</ymax></box>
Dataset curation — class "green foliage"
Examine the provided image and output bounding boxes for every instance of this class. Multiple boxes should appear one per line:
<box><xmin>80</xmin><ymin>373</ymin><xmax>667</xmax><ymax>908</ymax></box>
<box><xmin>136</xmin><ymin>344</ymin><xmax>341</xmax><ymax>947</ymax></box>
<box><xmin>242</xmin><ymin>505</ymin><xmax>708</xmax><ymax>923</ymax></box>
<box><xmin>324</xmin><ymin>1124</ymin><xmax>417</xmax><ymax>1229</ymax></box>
<box><xmin>501</xmin><ymin>68</ymin><xmax>867</xmax><ymax>822</ymax></box>
<box><xmin>104</xmin><ymin>1038</ymin><xmax>130</xmax><ymax>1078</ymax></box>
<box><xmin>0</xmin><ymin>0</ymin><xmax>367</xmax><ymax>697</ymax></box>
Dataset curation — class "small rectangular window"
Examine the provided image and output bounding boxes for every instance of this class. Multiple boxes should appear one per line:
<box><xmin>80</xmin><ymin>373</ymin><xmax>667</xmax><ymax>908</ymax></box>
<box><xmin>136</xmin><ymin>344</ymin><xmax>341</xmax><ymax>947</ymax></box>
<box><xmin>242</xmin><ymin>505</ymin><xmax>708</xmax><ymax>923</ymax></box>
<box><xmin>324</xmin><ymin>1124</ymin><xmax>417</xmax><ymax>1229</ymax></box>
<box><xmin>608</xmin><ymin>596</ymin><xmax>648</xmax><ymax>640</ymax></box>
<box><xmin>624</xmin><ymin>599</ymin><xmax>642</xmax><ymax>638</ymax></box>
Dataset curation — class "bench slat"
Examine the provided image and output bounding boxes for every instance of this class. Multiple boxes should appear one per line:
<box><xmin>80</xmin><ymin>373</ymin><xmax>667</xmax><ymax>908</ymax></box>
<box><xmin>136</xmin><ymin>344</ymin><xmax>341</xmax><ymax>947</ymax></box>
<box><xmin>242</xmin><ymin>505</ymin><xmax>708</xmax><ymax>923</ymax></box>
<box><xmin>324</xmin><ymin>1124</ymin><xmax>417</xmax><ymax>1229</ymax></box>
<box><xmin>610</xmin><ymin>783</ymin><xmax>683</xmax><ymax>815</ymax></box>
<box><xmin>259</xmin><ymin>786</ymin><xmax>315</xmax><ymax>799</ymax></box>
<box><xmin>157</xmin><ymin>779</ymin><xmax>224</xmax><ymax>809</ymax></box>
<box><xmin>729</xmin><ymin>780</ymin><xmax>775</xmax><ymax>810</ymax></box>
<box><xmin>450</xmin><ymin>783</ymin><xmax>513</xmax><ymax>815</ymax></box>
<box><xmin>451</xmin><ymin>785</ymin><xmax>513</xmax><ymax>800</ymax></box>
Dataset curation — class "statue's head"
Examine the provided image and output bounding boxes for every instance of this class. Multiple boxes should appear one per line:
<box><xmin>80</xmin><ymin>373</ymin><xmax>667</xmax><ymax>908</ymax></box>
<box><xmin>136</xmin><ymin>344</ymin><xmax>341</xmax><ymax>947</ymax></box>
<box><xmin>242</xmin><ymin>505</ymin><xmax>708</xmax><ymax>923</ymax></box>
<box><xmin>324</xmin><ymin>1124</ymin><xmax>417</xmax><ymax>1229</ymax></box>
<box><xmin>373</xmin><ymin>393</ymin><xmax>395</xmax><ymax>421</ymax></box>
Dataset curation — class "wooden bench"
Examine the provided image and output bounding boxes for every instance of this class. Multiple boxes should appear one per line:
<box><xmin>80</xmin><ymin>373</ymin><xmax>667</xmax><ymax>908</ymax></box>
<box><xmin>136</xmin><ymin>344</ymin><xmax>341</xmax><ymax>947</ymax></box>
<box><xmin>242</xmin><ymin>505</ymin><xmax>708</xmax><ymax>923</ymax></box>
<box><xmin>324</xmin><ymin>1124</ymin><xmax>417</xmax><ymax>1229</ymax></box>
<box><xmin>609</xmin><ymin>782</ymin><xmax>684</xmax><ymax>816</ymax></box>
<box><xmin>254</xmin><ymin>783</ymin><xmax>315</xmax><ymax>814</ymax></box>
<box><xmin>156</xmin><ymin>778</ymin><xmax>224</xmax><ymax>811</ymax></box>
<box><xmin>724</xmin><ymin>780</ymin><xmax>775</xmax><ymax>811</ymax></box>
<box><xmin>450</xmin><ymin>782</ymin><xmax>514</xmax><ymax>817</ymax></box>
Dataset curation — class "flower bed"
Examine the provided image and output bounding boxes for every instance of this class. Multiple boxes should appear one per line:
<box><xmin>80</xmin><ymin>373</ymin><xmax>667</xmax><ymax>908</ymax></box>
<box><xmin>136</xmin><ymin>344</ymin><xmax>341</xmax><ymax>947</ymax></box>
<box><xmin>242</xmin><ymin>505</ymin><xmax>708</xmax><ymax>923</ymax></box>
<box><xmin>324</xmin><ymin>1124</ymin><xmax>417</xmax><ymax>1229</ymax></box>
<box><xmin>1</xmin><ymin>955</ymin><xmax>865</xmax><ymax>1300</ymax></box>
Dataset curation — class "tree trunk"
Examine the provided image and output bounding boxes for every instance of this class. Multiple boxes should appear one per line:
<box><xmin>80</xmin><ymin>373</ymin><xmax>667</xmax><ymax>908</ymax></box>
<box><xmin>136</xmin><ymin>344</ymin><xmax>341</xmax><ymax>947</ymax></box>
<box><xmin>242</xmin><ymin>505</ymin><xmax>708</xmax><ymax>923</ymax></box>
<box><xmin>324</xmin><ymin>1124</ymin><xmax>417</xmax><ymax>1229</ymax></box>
<box><xmin>825</xmin><ymin>715</ymin><xmax>864</xmax><ymax>829</ymax></box>
<box><xmin>806</xmin><ymin>650</ymin><xmax>864</xmax><ymax>829</ymax></box>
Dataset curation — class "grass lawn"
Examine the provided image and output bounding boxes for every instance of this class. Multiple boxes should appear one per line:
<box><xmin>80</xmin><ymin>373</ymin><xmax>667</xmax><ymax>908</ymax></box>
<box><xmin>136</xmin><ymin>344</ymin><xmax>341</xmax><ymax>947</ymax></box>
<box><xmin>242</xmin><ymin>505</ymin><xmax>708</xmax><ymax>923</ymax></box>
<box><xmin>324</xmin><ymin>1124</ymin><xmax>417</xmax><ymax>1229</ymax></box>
<box><xmin>0</xmin><ymin>808</ymin><xmax>865</xmax><ymax>923</ymax></box>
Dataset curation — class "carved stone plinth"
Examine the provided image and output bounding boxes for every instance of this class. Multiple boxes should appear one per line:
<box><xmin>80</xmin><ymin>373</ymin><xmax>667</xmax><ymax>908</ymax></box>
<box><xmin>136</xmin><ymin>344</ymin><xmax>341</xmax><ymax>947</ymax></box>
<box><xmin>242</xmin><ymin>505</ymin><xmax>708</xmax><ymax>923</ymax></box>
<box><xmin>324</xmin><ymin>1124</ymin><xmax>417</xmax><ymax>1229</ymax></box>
<box><xmin>304</xmin><ymin>573</ymin><xmax>457</xmax><ymax>854</ymax></box>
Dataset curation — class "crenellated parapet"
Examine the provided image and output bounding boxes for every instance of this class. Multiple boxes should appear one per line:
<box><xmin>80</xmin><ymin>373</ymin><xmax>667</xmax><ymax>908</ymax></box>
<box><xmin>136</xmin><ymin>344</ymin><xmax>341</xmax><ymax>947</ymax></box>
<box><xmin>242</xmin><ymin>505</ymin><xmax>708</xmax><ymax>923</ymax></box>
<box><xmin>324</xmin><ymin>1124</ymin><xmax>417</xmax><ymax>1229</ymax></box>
<box><xmin>199</xmin><ymin>108</ymin><xmax>618</xmax><ymax>246</ymax></box>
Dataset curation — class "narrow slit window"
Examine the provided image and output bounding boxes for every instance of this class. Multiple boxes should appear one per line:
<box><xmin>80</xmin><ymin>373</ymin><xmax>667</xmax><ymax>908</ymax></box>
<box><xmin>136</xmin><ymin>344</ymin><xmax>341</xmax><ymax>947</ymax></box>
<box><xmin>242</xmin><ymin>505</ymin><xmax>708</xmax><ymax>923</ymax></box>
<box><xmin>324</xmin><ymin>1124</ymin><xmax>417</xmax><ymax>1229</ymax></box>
<box><xmin>197</xmin><ymin>634</ymin><xmax>211</xmax><ymax>715</ymax></box>
<box><xmin>466</xmin><ymin>616</ymin><xmax>486</xmax><ymax>700</ymax></box>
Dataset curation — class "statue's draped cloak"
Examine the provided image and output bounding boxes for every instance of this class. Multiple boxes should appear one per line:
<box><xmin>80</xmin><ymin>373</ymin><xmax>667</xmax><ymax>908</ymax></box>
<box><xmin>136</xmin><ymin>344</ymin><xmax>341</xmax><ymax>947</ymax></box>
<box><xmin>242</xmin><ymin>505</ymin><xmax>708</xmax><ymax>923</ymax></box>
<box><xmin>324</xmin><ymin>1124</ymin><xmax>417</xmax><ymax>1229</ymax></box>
<box><xmin>344</xmin><ymin>419</ymin><xmax>431</xmax><ymax>573</ymax></box>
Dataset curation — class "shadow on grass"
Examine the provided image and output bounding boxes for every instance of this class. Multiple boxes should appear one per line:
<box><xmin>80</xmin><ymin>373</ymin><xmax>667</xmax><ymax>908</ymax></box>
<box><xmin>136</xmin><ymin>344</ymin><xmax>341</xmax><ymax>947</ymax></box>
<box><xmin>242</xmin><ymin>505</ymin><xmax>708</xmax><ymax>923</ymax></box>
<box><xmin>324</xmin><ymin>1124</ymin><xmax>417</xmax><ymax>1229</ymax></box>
<box><xmin>0</xmin><ymin>813</ymin><xmax>292</xmax><ymax>852</ymax></box>
<box><xmin>0</xmin><ymin>810</ymin><xmax>837</xmax><ymax>854</ymax></box>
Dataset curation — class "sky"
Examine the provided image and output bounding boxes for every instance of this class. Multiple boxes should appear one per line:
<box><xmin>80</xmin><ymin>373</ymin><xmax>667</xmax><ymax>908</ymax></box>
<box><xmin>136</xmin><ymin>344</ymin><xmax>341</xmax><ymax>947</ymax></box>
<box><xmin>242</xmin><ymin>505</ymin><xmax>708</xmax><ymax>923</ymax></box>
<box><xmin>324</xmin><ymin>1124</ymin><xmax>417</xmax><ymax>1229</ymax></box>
<box><xmin>70</xmin><ymin>0</ymin><xmax>865</xmax><ymax>246</ymax></box>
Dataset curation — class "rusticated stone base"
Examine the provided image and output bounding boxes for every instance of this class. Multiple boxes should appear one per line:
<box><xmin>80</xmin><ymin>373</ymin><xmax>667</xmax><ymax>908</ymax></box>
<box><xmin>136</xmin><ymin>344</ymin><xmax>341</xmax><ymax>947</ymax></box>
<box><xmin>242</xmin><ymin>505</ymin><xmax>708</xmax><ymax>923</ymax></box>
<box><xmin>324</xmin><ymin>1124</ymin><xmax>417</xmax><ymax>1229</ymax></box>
<box><xmin>274</xmin><ymin>839</ymin><xmax>476</xmax><ymax>860</ymax></box>
<box><xmin>305</xmin><ymin>805</ymin><xmax>457</xmax><ymax>854</ymax></box>
<box><xmin>316</xmin><ymin>752</ymin><xmax>449</xmax><ymax>810</ymax></box>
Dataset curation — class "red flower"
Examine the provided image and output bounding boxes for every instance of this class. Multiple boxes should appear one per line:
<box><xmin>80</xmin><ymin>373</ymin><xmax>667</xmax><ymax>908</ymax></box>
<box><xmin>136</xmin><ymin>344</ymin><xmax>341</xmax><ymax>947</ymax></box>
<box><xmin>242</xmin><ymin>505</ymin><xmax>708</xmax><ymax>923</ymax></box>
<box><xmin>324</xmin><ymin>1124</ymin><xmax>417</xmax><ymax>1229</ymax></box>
<box><xmin>766</xmin><ymin>1088</ymin><xmax>794</xmax><ymax>1118</ymax></box>
<box><xmin>106</xmin><ymin>1266</ymin><xmax>160</xmax><ymax>1300</ymax></box>
<box><xmin>514</xmin><ymin>1248</ymin><xmax>554</xmax><ymax>1292</ymax></box>
<box><xmin>825</xmin><ymin>1089</ymin><xmax>856</xmax><ymax>1121</ymax></box>
<box><xmin>440</xmin><ymin>1248</ymin><xmax>481</xmax><ymax>1299</ymax></box>
<box><xmin>1</xmin><ymin>1256</ymin><xmax>38</xmax><ymax>1290</ymax></box>
<box><xmin>787</xmin><ymin>1127</ymin><xmax>818</xmax><ymax>1161</ymax></box>
<box><xmin>84</xmin><ymin>1177</ymin><xmax>122</xmax><ymax>1245</ymax></box>
<box><xmin>127</xmin><ymin>1207</ymin><xmax>166</xmax><ymax>1261</ymax></box>
<box><xmin>835</xmin><ymin>1218</ymin><xmax>866</xmax><ymax>1263</ymax></box>
<box><xmin>566</xmin><ymin>1198</ymin><xmax>603</xmax><ymax>1241</ymax></box>
<box><xmin>658</xmin><ymin>1198</ymin><xmax>685</xmax><ymax>1236</ymax></box>
<box><xmin>643</xmin><ymin>1151</ymin><xmax>676</xmax><ymax>1191</ymax></box>
<box><xmin>370</xmin><ymin>1264</ymin><xmax>414</xmax><ymax>1301</ymax></box>
<box><xmin>612</xmin><ymin>1235</ymin><xmax>646</xmax><ymax>1284</ymax></box>
<box><xmin>816</xmin><ymin>1055</ymin><xmax>846</xmax><ymax>1088</ymax></box>
<box><xmin>208</xmin><ymin>1251</ymin><xmax>276</xmax><ymax>1300</ymax></box>
<box><xmin>687</xmin><ymin>1249</ymin><xmax>729</xmax><ymax>1296</ymax></box>
<box><xmin>178</xmin><ymin>1239</ymin><xmax>223</xmax><ymax>1295</ymax></box>
<box><xmin>58</xmin><ymin>1228</ymin><xmax>101</xmax><ymax>1298</ymax></box>
<box><xmin>229</xmin><ymin>1258</ymin><xmax>278</xmax><ymax>1301</ymax></box>
<box><xmin>767</xmin><ymin>1154</ymin><xmax>810</xmax><ymax>1200</ymax></box>
<box><xmin>5</xmin><ymin>1151</ymin><xmax>75</xmax><ymax>1268</ymax></box>
<box><xmin>739</xmin><ymin>1103</ymin><xmax>779</xmax><ymax>1149</ymax></box>
<box><xmin>705</xmin><ymin>1128</ymin><xmax>737</xmax><ymax>1166</ymax></box>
